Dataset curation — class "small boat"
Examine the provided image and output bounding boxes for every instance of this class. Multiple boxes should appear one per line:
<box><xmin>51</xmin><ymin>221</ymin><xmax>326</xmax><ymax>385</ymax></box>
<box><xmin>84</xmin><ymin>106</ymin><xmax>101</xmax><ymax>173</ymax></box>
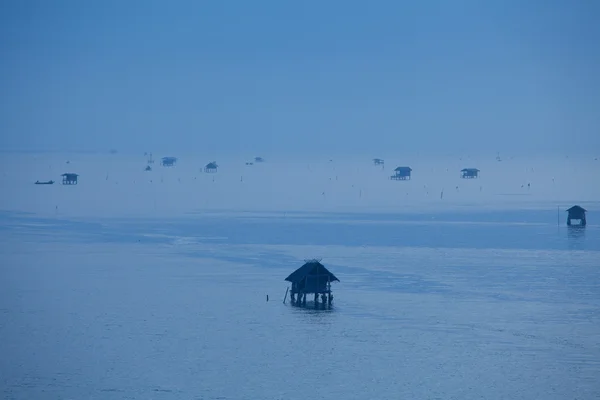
<box><xmin>35</xmin><ymin>180</ymin><xmax>54</xmax><ymax>185</ymax></box>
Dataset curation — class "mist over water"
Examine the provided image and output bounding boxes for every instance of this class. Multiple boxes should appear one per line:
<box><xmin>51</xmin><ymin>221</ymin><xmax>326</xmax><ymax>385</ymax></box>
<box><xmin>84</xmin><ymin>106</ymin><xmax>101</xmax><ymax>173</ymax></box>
<box><xmin>1</xmin><ymin>153</ymin><xmax>598</xmax><ymax>218</ymax></box>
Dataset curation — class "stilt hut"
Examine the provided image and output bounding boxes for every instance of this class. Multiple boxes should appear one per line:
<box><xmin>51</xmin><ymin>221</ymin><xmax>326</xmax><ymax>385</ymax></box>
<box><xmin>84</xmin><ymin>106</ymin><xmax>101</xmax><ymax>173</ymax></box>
<box><xmin>373</xmin><ymin>158</ymin><xmax>384</xmax><ymax>166</ymax></box>
<box><xmin>566</xmin><ymin>205</ymin><xmax>587</xmax><ymax>226</ymax></box>
<box><xmin>61</xmin><ymin>173</ymin><xmax>79</xmax><ymax>185</ymax></box>
<box><xmin>204</xmin><ymin>161</ymin><xmax>218</xmax><ymax>173</ymax></box>
<box><xmin>390</xmin><ymin>166</ymin><xmax>412</xmax><ymax>180</ymax></box>
<box><xmin>285</xmin><ymin>259</ymin><xmax>339</xmax><ymax>307</ymax></box>
<box><xmin>254</xmin><ymin>157</ymin><xmax>265</xmax><ymax>163</ymax></box>
<box><xmin>461</xmin><ymin>168</ymin><xmax>480</xmax><ymax>179</ymax></box>
<box><xmin>161</xmin><ymin>157</ymin><xmax>177</xmax><ymax>167</ymax></box>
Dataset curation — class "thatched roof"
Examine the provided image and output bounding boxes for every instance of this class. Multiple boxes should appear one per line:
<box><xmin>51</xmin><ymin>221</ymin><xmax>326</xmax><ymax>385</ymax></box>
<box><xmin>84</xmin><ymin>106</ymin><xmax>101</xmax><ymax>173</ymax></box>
<box><xmin>285</xmin><ymin>259</ymin><xmax>339</xmax><ymax>283</ymax></box>
<box><xmin>205</xmin><ymin>161</ymin><xmax>218</xmax><ymax>169</ymax></box>
<box><xmin>566</xmin><ymin>205</ymin><xmax>586</xmax><ymax>213</ymax></box>
<box><xmin>61</xmin><ymin>173</ymin><xmax>79</xmax><ymax>177</ymax></box>
<box><xmin>461</xmin><ymin>168</ymin><xmax>480</xmax><ymax>172</ymax></box>
<box><xmin>394</xmin><ymin>166</ymin><xmax>412</xmax><ymax>172</ymax></box>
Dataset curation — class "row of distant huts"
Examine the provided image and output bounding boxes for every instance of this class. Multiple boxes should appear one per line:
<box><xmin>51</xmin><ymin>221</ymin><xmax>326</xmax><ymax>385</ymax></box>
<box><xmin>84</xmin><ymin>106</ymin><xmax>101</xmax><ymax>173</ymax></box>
<box><xmin>55</xmin><ymin>167</ymin><xmax>480</xmax><ymax>186</ymax></box>
<box><xmin>157</xmin><ymin>157</ymin><xmax>220</xmax><ymax>172</ymax></box>
<box><xmin>156</xmin><ymin>156</ymin><xmax>266</xmax><ymax>172</ymax></box>
<box><xmin>388</xmin><ymin>167</ymin><xmax>480</xmax><ymax>180</ymax></box>
<box><xmin>375</xmin><ymin>158</ymin><xmax>479</xmax><ymax>180</ymax></box>
<box><xmin>159</xmin><ymin>156</ymin><xmax>481</xmax><ymax>180</ymax></box>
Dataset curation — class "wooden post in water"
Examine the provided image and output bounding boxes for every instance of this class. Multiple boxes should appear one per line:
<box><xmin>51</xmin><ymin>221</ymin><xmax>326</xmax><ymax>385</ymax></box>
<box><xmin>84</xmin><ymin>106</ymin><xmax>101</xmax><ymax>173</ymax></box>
<box><xmin>283</xmin><ymin>287</ymin><xmax>289</xmax><ymax>304</ymax></box>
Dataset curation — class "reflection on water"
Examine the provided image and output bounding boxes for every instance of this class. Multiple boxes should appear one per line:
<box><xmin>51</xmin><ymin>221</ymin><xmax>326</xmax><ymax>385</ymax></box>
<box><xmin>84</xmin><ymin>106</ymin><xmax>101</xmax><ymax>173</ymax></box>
<box><xmin>290</xmin><ymin>301</ymin><xmax>334</xmax><ymax>311</ymax></box>
<box><xmin>289</xmin><ymin>303</ymin><xmax>338</xmax><ymax>328</ymax></box>
<box><xmin>567</xmin><ymin>226</ymin><xmax>586</xmax><ymax>249</ymax></box>
<box><xmin>567</xmin><ymin>226</ymin><xmax>586</xmax><ymax>237</ymax></box>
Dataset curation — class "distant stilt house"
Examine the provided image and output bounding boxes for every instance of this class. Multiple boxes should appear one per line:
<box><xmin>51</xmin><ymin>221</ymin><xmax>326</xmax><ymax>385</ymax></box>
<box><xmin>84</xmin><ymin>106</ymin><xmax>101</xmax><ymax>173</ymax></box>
<box><xmin>61</xmin><ymin>173</ymin><xmax>79</xmax><ymax>185</ymax></box>
<box><xmin>254</xmin><ymin>157</ymin><xmax>265</xmax><ymax>163</ymax></box>
<box><xmin>566</xmin><ymin>205</ymin><xmax>587</xmax><ymax>226</ymax></box>
<box><xmin>390</xmin><ymin>166</ymin><xmax>412</xmax><ymax>180</ymax></box>
<box><xmin>161</xmin><ymin>157</ymin><xmax>177</xmax><ymax>167</ymax></box>
<box><xmin>285</xmin><ymin>259</ymin><xmax>339</xmax><ymax>307</ymax></box>
<box><xmin>144</xmin><ymin>165</ymin><xmax>152</xmax><ymax>171</ymax></box>
<box><xmin>204</xmin><ymin>161</ymin><xmax>218</xmax><ymax>173</ymax></box>
<box><xmin>461</xmin><ymin>168</ymin><xmax>480</xmax><ymax>179</ymax></box>
<box><xmin>373</xmin><ymin>158</ymin><xmax>384</xmax><ymax>166</ymax></box>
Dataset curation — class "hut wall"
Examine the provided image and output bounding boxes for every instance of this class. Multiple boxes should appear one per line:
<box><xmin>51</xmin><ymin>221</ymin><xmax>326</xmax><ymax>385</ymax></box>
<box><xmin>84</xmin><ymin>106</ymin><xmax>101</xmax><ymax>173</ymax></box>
<box><xmin>303</xmin><ymin>275</ymin><xmax>330</xmax><ymax>293</ymax></box>
<box><xmin>568</xmin><ymin>209</ymin><xmax>586</xmax><ymax>220</ymax></box>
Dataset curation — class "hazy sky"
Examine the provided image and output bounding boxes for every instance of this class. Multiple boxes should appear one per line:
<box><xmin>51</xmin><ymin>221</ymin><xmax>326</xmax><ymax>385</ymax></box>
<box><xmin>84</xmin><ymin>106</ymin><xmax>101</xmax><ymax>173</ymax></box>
<box><xmin>1</xmin><ymin>0</ymin><xmax>599</xmax><ymax>157</ymax></box>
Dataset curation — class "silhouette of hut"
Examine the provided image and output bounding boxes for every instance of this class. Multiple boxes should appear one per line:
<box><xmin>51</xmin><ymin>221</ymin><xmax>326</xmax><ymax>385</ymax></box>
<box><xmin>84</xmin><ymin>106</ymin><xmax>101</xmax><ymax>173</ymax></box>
<box><xmin>285</xmin><ymin>259</ymin><xmax>339</xmax><ymax>307</ymax></box>
<box><xmin>161</xmin><ymin>157</ymin><xmax>177</xmax><ymax>167</ymax></box>
<box><xmin>461</xmin><ymin>168</ymin><xmax>480</xmax><ymax>179</ymax></box>
<box><xmin>254</xmin><ymin>157</ymin><xmax>265</xmax><ymax>163</ymax></box>
<box><xmin>61</xmin><ymin>173</ymin><xmax>79</xmax><ymax>185</ymax></box>
<box><xmin>144</xmin><ymin>165</ymin><xmax>152</xmax><ymax>171</ymax></box>
<box><xmin>566</xmin><ymin>205</ymin><xmax>587</xmax><ymax>226</ymax></box>
<box><xmin>204</xmin><ymin>161</ymin><xmax>218</xmax><ymax>173</ymax></box>
<box><xmin>373</xmin><ymin>158</ymin><xmax>384</xmax><ymax>165</ymax></box>
<box><xmin>390</xmin><ymin>166</ymin><xmax>412</xmax><ymax>180</ymax></box>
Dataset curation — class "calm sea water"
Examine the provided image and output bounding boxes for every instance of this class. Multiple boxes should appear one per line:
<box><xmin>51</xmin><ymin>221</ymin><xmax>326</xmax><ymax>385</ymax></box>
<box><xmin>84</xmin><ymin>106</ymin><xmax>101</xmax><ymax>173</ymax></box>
<box><xmin>1</xmin><ymin>209</ymin><xmax>599</xmax><ymax>399</ymax></box>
